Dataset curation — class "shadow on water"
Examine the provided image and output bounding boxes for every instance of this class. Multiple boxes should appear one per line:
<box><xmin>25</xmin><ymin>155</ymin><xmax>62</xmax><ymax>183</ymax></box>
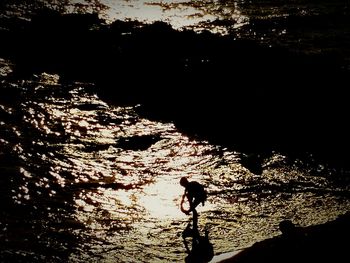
<box><xmin>182</xmin><ymin>210</ymin><xmax>214</xmax><ymax>263</ymax></box>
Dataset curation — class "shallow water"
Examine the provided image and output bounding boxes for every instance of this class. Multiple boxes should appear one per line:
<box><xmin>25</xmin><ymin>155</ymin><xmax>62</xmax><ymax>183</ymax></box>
<box><xmin>1</xmin><ymin>1</ymin><xmax>350</xmax><ymax>262</ymax></box>
<box><xmin>1</xmin><ymin>61</ymin><xmax>349</xmax><ymax>262</ymax></box>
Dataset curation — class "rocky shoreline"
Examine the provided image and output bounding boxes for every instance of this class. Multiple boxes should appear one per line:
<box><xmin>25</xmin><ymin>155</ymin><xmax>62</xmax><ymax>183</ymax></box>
<box><xmin>215</xmin><ymin>212</ymin><xmax>350</xmax><ymax>263</ymax></box>
<box><xmin>1</xmin><ymin>9</ymin><xmax>349</xmax><ymax>173</ymax></box>
<box><xmin>1</xmin><ymin>6</ymin><xmax>350</xmax><ymax>263</ymax></box>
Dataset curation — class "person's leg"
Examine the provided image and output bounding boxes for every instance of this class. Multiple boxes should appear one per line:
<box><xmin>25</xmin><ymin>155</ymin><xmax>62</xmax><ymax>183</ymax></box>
<box><xmin>182</xmin><ymin>220</ymin><xmax>193</xmax><ymax>238</ymax></box>
<box><xmin>190</xmin><ymin>198</ymin><xmax>201</xmax><ymax>212</ymax></box>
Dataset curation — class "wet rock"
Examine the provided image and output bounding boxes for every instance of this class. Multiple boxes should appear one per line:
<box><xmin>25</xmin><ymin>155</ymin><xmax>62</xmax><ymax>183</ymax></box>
<box><xmin>117</xmin><ymin>134</ymin><xmax>161</xmax><ymax>151</ymax></box>
<box><xmin>239</xmin><ymin>153</ymin><xmax>264</xmax><ymax>175</ymax></box>
<box><xmin>218</xmin><ymin>212</ymin><xmax>350</xmax><ymax>263</ymax></box>
<box><xmin>72</xmin><ymin>182</ymin><xmax>134</xmax><ymax>191</ymax></box>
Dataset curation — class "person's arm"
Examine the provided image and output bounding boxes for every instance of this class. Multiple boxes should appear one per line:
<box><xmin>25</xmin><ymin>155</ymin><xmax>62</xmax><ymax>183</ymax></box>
<box><xmin>180</xmin><ymin>190</ymin><xmax>190</xmax><ymax>214</ymax></box>
<box><xmin>184</xmin><ymin>189</ymin><xmax>190</xmax><ymax>202</ymax></box>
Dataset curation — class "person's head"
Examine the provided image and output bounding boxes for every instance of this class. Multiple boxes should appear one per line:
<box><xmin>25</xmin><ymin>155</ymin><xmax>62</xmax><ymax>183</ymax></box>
<box><xmin>180</xmin><ymin>176</ymin><xmax>189</xmax><ymax>187</ymax></box>
<box><xmin>279</xmin><ymin>220</ymin><xmax>295</xmax><ymax>236</ymax></box>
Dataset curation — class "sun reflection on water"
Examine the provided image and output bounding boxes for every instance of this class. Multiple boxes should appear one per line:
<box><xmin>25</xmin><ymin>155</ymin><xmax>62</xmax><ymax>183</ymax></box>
<box><xmin>99</xmin><ymin>0</ymin><xmax>248</xmax><ymax>33</ymax></box>
<box><xmin>4</xmin><ymin>73</ymin><xmax>350</xmax><ymax>262</ymax></box>
<box><xmin>138</xmin><ymin>176</ymin><xmax>186</xmax><ymax>220</ymax></box>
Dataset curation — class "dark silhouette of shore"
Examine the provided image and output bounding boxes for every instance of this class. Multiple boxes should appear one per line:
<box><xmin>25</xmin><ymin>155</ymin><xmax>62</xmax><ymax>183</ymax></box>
<box><xmin>1</xmin><ymin>6</ymin><xmax>350</xmax><ymax>263</ymax></box>
<box><xmin>1</xmin><ymin>9</ymin><xmax>349</xmax><ymax>171</ymax></box>
<box><xmin>217</xmin><ymin>212</ymin><xmax>350</xmax><ymax>263</ymax></box>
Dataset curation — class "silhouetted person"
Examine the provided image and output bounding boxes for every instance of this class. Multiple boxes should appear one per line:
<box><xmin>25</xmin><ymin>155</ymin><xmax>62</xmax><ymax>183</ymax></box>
<box><xmin>182</xmin><ymin>210</ymin><xmax>214</xmax><ymax>263</ymax></box>
<box><xmin>279</xmin><ymin>220</ymin><xmax>296</xmax><ymax>236</ymax></box>
<box><xmin>180</xmin><ymin>177</ymin><xmax>207</xmax><ymax>215</ymax></box>
<box><xmin>279</xmin><ymin>220</ymin><xmax>304</xmax><ymax>245</ymax></box>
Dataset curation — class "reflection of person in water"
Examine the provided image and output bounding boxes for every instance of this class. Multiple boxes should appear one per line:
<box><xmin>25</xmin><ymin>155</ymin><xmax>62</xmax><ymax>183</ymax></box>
<box><xmin>182</xmin><ymin>210</ymin><xmax>214</xmax><ymax>263</ymax></box>
<box><xmin>180</xmin><ymin>177</ymin><xmax>207</xmax><ymax>215</ymax></box>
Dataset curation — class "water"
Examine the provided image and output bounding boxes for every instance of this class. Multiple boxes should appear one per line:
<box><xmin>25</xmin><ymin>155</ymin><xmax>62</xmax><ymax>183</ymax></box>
<box><xmin>1</xmin><ymin>1</ymin><xmax>350</xmax><ymax>262</ymax></box>
<box><xmin>100</xmin><ymin>0</ymin><xmax>350</xmax><ymax>64</ymax></box>
<box><xmin>1</xmin><ymin>61</ymin><xmax>349</xmax><ymax>262</ymax></box>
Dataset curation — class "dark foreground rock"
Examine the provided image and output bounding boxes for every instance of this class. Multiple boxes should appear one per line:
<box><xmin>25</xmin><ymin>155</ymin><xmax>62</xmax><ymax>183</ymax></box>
<box><xmin>219</xmin><ymin>212</ymin><xmax>350</xmax><ymax>263</ymax></box>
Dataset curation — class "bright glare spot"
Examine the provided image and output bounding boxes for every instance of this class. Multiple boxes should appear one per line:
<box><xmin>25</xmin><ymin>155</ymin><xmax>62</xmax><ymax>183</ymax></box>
<box><xmin>100</xmin><ymin>128</ymin><xmax>116</xmax><ymax>139</ymax></box>
<box><xmin>138</xmin><ymin>176</ymin><xmax>186</xmax><ymax>220</ymax></box>
<box><xmin>20</xmin><ymin>167</ymin><xmax>32</xmax><ymax>178</ymax></box>
<box><xmin>78</xmin><ymin>120</ymin><xmax>89</xmax><ymax>127</ymax></box>
<box><xmin>111</xmin><ymin>189</ymin><xmax>133</xmax><ymax>207</ymax></box>
<box><xmin>99</xmin><ymin>0</ymin><xmax>248</xmax><ymax>32</ymax></box>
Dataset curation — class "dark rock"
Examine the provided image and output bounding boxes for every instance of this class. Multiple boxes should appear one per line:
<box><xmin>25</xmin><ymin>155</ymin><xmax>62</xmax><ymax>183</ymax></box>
<box><xmin>219</xmin><ymin>213</ymin><xmax>350</xmax><ymax>263</ymax></box>
<box><xmin>1</xmin><ymin>11</ymin><xmax>349</xmax><ymax>170</ymax></box>
<box><xmin>117</xmin><ymin>135</ymin><xmax>161</xmax><ymax>151</ymax></box>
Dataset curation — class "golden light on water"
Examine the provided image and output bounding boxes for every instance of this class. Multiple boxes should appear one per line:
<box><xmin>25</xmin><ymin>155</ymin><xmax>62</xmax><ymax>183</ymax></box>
<box><xmin>3</xmin><ymin>70</ymin><xmax>350</xmax><ymax>262</ymax></box>
<box><xmin>137</xmin><ymin>177</ymin><xmax>186</xmax><ymax>220</ymax></box>
<box><xmin>101</xmin><ymin>0</ymin><xmax>213</xmax><ymax>27</ymax></box>
<box><xmin>61</xmin><ymin>103</ymin><xmax>220</xmax><ymax>228</ymax></box>
<box><xmin>98</xmin><ymin>0</ymin><xmax>248</xmax><ymax>33</ymax></box>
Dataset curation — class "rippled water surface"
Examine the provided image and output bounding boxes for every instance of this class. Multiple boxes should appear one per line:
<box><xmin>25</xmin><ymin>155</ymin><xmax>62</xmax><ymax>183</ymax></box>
<box><xmin>1</xmin><ymin>60</ymin><xmax>349</xmax><ymax>261</ymax></box>
<box><xmin>101</xmin><ymin>0</ymin><xmax>350</xmax><ymax>58</ymax></box>
<box><xmin>1</xmin><ymin>1</ymin><xmax>350</xmax><ymax>262</ymax></box>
